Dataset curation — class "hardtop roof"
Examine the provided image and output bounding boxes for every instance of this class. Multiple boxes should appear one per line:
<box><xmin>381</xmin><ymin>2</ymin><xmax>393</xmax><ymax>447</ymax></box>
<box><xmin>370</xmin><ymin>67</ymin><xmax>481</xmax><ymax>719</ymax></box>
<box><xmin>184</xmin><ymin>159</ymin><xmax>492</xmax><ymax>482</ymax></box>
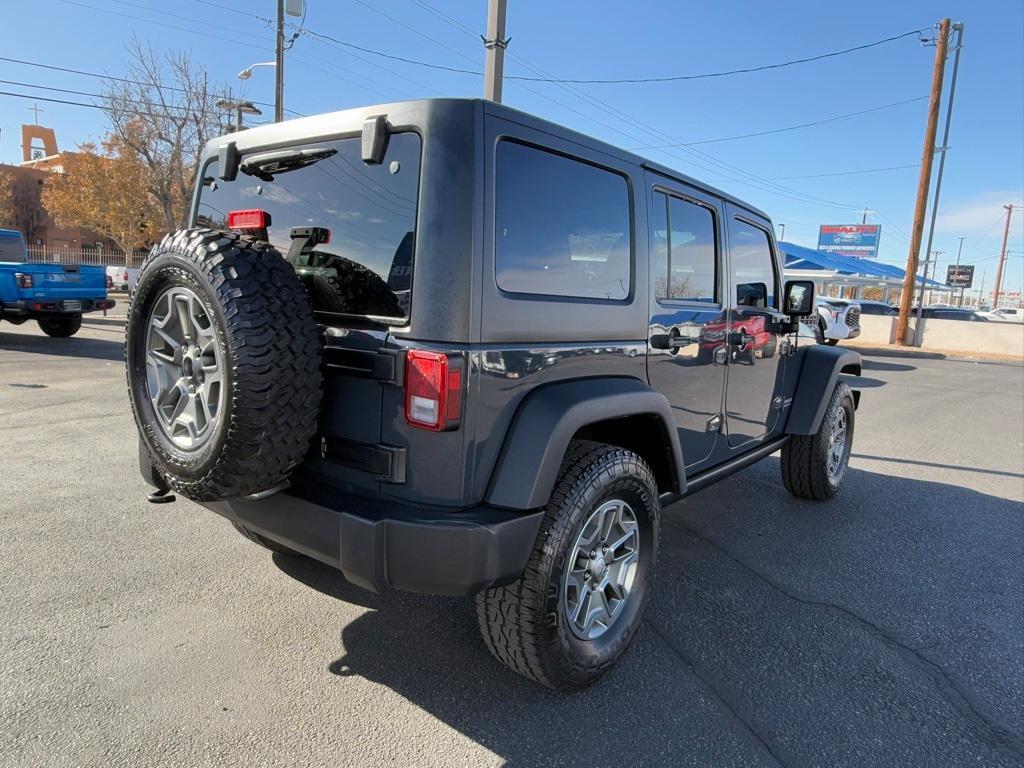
<box><xmin>206</xmin><ymin>98</ymin><xmax>771</xmax><ymax>221</ymax></box>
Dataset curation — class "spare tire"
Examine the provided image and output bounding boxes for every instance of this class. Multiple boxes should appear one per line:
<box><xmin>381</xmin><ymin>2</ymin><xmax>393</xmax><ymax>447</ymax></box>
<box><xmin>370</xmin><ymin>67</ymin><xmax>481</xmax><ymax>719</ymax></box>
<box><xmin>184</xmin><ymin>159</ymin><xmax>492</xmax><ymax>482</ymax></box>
<box><xmin>125</xmin><ymin>229</ymin><xmax>322</xmax><ymax>501</ymax></box>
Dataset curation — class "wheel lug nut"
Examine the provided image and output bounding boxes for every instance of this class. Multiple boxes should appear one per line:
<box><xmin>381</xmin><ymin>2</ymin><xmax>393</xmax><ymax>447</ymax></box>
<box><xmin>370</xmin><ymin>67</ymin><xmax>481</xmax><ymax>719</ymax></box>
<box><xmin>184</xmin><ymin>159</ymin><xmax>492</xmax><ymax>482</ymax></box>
<box><xmin>590</xmin><ymin>550</ymin><xmax>596</xmax><ymax>558</ymax></box>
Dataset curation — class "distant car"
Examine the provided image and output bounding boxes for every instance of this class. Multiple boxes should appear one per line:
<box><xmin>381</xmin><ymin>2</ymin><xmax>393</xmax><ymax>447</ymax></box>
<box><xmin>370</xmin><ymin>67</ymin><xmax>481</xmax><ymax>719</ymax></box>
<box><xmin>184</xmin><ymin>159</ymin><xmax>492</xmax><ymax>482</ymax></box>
<box><xmin>105</xmin><ymin>266</ymin><xmax>141</xmax><ymax>292</ymax></box>
<box><xmin>915</xmin><ymin>307</ymin><xmax>989</xmax><ymax>321</ymax></box>
<box><xmin>807</xmin><ymin>297</ymin><xmax>861</xmax><ymax>345</ymax></box>
<box><xmin>855</xmin><ymin>300</ymin><xmax>896</xmax><ymax>316</ymax></box>
<box><xmin>983</xmin><ymin>307</ymin><xmax>1024</xmax><ymax>323</ymax></box>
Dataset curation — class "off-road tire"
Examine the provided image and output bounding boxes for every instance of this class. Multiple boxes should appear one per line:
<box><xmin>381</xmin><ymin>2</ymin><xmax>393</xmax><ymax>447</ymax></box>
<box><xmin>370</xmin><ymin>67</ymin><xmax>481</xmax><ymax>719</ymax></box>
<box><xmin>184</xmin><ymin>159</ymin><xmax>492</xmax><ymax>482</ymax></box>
<box><xmin>125</xmin><ymin>229</ymin><xmax>322</xmax><ymax>502</ymax></box>
<box><xmin>38</xmin><ymin>314</ymin><xmax>82</xmax><ymax>337</ymax></box>
<box><xmin>781</xmin><ymin>382</ymin><xmax>855</xmax><ymax>500</ymax></box>
<box><xmin>475</xmin><ymin>440</ymin><xmax>661</xmax><ymax>690</ymax></box>
<box><xmin>231</xmin><ymin>522</ymin><xmax>301</xmax><ymax>556</ymax></box>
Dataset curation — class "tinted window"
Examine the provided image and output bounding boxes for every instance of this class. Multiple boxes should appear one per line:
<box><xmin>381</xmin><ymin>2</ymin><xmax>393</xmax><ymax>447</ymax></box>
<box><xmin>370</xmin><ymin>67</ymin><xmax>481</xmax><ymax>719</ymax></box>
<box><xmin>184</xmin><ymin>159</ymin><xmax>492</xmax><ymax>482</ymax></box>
<box><xmin>0</xmin><ymin>230</ymin><xmax>27</xmax><ymax>261</ymax></box>
<box><xmin>495</xmin><ymin>141</ymin><xmax>630</xmax><ymax>300</ymax></box>
<box><xmin>651</xmin><ymin>192</ymin><xmax>717</xmax><ymax>302</ymax></box>
<box><xmin>729</xmin><ymin>218</ymin><xmax>777</xmax><ymax>309</ymax></box>
<box><xmin>195</xmin><ymin>133</ymin><xmax>420</xmax><ymax>321</ymax></box>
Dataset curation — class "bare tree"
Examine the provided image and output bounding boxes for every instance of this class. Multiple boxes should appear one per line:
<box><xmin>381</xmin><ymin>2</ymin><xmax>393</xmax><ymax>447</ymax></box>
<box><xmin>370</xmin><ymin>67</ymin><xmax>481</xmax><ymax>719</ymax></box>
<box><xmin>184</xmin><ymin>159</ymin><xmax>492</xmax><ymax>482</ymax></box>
<box><xmin>102</xmin><ymin>38</ymin><xmax>229</xmax><ymax>233</ymax></box>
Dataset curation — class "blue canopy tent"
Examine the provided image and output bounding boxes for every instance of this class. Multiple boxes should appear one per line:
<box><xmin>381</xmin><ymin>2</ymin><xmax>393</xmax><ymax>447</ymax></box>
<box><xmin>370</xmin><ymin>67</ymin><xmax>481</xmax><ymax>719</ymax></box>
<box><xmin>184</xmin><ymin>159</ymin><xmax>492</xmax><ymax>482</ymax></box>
<box><xmin>779</xmin><ymin>241</ymin><xmax>949</xmax><ymax>302</ymax></box>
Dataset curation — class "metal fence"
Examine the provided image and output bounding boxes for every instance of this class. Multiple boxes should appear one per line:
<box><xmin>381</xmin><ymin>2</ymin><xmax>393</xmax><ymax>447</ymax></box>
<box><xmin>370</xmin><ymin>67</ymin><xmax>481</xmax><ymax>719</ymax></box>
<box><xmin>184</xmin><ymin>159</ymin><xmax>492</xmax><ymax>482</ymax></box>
<box><xmin>23</xmin><ymin>246</ymin><xmax>148</xmax><ymax>269</ymax></box>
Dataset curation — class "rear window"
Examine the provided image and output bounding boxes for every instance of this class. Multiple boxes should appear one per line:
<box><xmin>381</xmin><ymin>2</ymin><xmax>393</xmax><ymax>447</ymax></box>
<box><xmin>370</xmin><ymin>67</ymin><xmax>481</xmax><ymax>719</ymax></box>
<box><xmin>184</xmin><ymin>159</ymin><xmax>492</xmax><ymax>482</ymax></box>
<box><xmin>494</xmin><ymin>141</ymin><xmax>631</xmax><ymax>300</ymax></box>
<box><xmin>0</xmin><ymin>230</ymin><xmax>27</xmax><ymax>261</ymax></box>
<box><xmin>195</xmin><ymin>132</ymin><xmax>421</xmax><ymax>322</ymax></box>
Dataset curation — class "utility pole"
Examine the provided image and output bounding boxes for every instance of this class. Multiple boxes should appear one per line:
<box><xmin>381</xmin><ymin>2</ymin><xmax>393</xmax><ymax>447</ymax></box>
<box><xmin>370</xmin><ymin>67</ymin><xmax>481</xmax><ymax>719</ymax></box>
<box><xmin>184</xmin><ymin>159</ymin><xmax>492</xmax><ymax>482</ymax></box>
<box><xmin>778</xmin><ymin>223</ymin><xmax>786</xmax><ymax>241</ymax></box>
<box><xmin>861</xmin><ymin>207</ymin><xmax>871</xmax><ymax>224</ymax></box>
<box><xmin>992</xmin><ymin>204</ymin><xmax>1016</xmax><ymax>309</ymax></box>
<box><xmin>275</xmin><ymin>0</ymin><xmax>285</xmax><ymax>122</ymax></box>
<box><xmin>976</xmin><ymin>270</ymin><xmax>986</xmax><ymax>308</ymax></box>
<box><xmin>896</xmin><ymin>18</ymin><xmax>951</xmax><ymax>344</ymax></box>
<box><xmin>953</xmin><ymin>235</ymin><xmax>965</xmax><ymax>306</ymax></box>
<box><xmin>483</xmin><ymin>0</ymin><xmax>509</xmax><ymax>102</ymax></box>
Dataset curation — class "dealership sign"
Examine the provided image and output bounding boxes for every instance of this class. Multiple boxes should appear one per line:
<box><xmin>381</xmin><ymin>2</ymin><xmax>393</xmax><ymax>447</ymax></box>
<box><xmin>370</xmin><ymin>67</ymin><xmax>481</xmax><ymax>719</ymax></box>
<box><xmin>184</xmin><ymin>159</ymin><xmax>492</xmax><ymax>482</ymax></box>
<box><xmin>946</xmin><ymin>264</ymin><xmax>974</xmax><ymax>288</ymax></box>
<box><xmin>817</xmin><ymin>224</ymin><xmax>882</xmax><ymax>258</ymax></box>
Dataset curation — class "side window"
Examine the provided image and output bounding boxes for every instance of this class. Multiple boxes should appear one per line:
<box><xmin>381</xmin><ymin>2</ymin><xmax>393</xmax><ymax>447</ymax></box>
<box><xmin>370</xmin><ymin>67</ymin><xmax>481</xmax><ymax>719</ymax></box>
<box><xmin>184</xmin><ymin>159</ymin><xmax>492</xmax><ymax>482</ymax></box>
<box><xmin>651</xmin><ymin>191</ymin><xmax>717</xmax><ymax>303</ymax></box>
<box><xmin>728</xmin><ymin>218</ymin><xmax>778</xmax><ymax>309</ymax></box>
<box><xmin>495</xmin><ymin>141</ymin><xmax>631</xmax><ymax>300</ymax></box>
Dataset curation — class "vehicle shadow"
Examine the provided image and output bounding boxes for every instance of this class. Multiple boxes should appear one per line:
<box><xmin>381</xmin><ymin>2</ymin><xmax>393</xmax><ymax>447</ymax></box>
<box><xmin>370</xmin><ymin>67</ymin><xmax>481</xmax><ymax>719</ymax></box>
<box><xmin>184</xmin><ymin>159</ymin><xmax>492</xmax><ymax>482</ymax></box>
<box><xmin>0</xmin><ymin>327</ymin><xmax>124</xmax><ymax>361</ymax></box>
<box><xmin>860</xmin><ymin>358</ymin><xmax>916</xmax><ymax>372</ymax></box>
<box><xmin>272</xmin><ymin>465</ymin><xmax>1024</xmax><ymax>767</ymax></box>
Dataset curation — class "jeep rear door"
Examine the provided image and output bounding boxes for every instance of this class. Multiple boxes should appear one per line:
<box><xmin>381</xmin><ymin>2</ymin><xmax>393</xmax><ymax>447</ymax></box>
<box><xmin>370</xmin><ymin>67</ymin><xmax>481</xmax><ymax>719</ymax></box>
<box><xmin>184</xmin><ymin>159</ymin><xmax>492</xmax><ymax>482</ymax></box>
<box><xmin>644</xmin><ymin>174</ymin><xmax>728</xmax><ymax>471</ymax></box>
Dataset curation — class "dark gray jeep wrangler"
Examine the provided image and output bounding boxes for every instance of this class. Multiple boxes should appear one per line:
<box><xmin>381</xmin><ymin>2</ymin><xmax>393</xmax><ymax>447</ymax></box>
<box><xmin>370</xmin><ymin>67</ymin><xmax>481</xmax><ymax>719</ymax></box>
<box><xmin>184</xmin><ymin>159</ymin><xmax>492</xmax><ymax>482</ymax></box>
<box><xmin>126</xmin><ymin>98</ymin><xmax>861</xmax><ymax>690</ymax></box>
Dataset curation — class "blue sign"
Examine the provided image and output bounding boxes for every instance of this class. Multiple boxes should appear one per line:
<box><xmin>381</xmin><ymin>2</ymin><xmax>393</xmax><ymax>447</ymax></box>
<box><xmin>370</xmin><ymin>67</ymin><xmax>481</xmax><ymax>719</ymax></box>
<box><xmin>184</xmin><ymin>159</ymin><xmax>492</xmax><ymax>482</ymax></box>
<box><xmin>817</xmin><ymin>224</ymin><xmax>882</xmax><ymax>258</ymax></box>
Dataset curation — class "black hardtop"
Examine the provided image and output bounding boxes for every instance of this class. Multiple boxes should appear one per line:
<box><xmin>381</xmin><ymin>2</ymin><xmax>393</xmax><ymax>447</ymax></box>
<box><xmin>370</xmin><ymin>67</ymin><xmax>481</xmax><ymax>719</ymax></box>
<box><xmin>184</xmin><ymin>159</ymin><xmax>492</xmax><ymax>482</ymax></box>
<box><xmin>200</xmin><ymin>97</ymin><xmax>770</xmax><ymax>222</ymax></box>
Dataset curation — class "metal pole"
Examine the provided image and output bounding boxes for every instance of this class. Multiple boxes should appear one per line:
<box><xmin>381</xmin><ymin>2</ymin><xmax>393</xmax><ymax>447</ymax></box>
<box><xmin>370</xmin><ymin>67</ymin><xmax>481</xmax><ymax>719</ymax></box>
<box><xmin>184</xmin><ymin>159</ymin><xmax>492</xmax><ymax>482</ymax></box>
<box><xmin>953</xmin><ymin>236</ymin><xmax>965</xmax><ymax>305</ymax></box>
<box><xmin>275</xmin><ymin>0</ymin><xmax>285</xmax><ymax>122</ymax></box>
<box><xmin>913</xmin><ymin>20</ymin><xmax>963</xmax><ymax>345</ymax></box>
<box><xmin>778</xmin><ymin>223</ymin><xmax>786</xmax><ymax>241</ymax></box>
<box><xmin>483</xmin><ymin>0</ymin><xmax>508</xmax><ymax>102</ymax></box>
<box><xmin>977</xmin><ymin>270</ymin><xmax>986</xmax><ymax>308</ymax></box>
<box><xmin>896</xmin><ymin>18</ymin><xmax>950</xmax><ymax>345</ymax></box>
<box><xmin>993</xmin><ymin>205</ymin><xmax>1015</xmax><ymax>309</ymax></box>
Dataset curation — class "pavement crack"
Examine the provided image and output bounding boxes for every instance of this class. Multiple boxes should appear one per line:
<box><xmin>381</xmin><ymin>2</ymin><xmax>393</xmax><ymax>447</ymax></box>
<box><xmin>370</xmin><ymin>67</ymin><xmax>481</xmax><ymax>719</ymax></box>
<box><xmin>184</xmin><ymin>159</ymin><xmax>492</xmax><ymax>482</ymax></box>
<box><xmin>676</xmin><ymin>519</ymin><xmax>1024</xmax><ymax>759</ymax></box>
<box><xmin>643</xmin><ymin>617</ymin><xmax>795</xmax><ymax>768</ymax></box>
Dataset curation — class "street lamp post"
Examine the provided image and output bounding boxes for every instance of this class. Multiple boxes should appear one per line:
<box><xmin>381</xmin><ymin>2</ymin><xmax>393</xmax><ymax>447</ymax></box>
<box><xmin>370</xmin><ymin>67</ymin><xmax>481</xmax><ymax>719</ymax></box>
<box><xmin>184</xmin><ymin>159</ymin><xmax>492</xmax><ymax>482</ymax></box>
<box><xmin>216</xmin><ymin>97</ymin><xmax>262</xmax><ymax>132</ymax></box>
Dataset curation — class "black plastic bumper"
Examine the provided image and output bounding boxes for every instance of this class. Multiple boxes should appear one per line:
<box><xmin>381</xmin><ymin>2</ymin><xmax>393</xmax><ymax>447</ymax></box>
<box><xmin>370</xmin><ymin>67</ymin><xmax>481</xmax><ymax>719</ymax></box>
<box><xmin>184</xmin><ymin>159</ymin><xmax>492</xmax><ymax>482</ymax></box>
<box><xmin>2</xmin><ymin>298</ymin><xmax>115</xmax><ymax>316</ymax></box>
<box><xmin>200</xmin><ymin>490</ymin><xmax>544</xmax><ymax>596</ymax></box>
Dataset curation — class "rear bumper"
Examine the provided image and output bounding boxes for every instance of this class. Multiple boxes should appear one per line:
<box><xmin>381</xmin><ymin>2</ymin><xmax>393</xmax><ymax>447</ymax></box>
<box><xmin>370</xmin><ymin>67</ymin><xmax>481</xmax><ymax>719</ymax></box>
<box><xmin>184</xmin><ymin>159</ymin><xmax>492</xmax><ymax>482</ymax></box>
<box><xmin>2</xmin><ymin>298</ymin><xmax>115</xmax><ymax>316</ymax></box>
<box><xmin>201</xmin><ymin>490</ymin><xmax>544</xmax><ymax>596</ymax></box>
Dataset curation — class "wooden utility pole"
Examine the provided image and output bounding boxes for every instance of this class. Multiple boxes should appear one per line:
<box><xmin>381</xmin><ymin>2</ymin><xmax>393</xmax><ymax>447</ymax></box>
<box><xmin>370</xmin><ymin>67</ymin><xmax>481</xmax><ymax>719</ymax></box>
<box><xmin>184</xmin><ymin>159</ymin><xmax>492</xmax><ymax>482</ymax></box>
<box><xmin>275</xmin><ymin>0</ymin><xmax>285</xmax><ymax>122</ymax></box>
<box><xmin>483</xmin><ymin>0</ymin><xmax>509</xmax><ymax>102</ymax></box>
<box><xmin>992</xmin><ymin>204</ymin><xmax>1015</xmax><ymax>308</ymax></box>
<box><xmin>896</xmin><ymin>18</ymin><xmax>950</xmax><ymax>344</ymax></box>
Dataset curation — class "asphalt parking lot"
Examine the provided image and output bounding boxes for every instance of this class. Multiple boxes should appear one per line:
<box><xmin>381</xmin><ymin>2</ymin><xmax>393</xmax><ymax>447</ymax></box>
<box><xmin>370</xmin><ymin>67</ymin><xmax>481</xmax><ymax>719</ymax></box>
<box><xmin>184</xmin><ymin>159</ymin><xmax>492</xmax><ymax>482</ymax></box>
<box><xmin>1</xmin><ymin>318</ymin><xmax>1022</xmax><ymax>768</ymax></box>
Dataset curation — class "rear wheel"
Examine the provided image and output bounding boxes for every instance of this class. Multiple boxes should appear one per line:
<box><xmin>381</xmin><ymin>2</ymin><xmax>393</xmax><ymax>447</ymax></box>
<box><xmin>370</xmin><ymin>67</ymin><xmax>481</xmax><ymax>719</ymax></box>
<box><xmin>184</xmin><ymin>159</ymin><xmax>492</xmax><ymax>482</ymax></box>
<box><xmin>475</xmin><ymin>440</ymin><xmax>660</xmax><ymax>690</ymax></box>
<box><xmin>781</xmin><ymin>382</ymin><xmax>855</xmax><ymax>500</ymax></box>
<box><xmin>38</xmin><ymin>314</ymin><xmax>82</xmax><ymax>337</ymax></box>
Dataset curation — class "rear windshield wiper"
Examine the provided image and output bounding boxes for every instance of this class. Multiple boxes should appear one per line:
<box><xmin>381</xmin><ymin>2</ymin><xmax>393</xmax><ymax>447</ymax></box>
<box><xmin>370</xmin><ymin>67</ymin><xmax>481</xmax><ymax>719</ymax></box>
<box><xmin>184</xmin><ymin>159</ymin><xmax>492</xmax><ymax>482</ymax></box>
<box><xmin>240</xmin><ymin>146</ymin><xmax>337</xmax><ymax>181</ymax></box>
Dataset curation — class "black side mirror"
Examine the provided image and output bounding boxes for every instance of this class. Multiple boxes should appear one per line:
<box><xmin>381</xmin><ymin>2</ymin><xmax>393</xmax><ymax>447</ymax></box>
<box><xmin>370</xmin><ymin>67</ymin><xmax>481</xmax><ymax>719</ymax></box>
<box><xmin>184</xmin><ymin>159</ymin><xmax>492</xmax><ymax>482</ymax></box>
<box><xmin>783</xmin><ymin>280</ymin><xmax>815</xmax><ymax>317</ymax></box>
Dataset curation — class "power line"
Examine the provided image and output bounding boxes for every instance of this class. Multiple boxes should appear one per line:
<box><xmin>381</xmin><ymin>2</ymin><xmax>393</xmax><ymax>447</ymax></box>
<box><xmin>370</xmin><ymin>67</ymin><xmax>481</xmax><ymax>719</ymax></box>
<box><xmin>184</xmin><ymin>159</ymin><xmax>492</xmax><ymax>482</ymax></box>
<box><xmin>512</xmin><ymin>29</ymin><xmax>929</xmax><ymax>84</ymax></box>
<box><xmin>764</xmin><ymin>164</ymin><xmax>920</xmax><ymax>181</ymax></box>
<box><xmin>631</xmin><ymin>96</ymin><xmax>929</xmax><ymax>149</ymax></box>
<box><xmin>0</xmin><ymin>55</ymin><xmax>285</xmax><ymax>112</ymax></box>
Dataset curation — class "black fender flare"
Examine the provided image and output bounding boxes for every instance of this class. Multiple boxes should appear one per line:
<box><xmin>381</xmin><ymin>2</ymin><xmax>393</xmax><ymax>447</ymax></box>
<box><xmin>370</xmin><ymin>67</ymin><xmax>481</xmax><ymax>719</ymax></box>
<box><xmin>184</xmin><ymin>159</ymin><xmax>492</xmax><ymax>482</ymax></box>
<box><xmin>785</xmin><ymin>345</ymin><xmax>862</xmax><ymax>435</ymax></box>
<box><xmin>485</xmin><ymin>377</ymin><xmax>686</xmax><ymax>509</ymax></box>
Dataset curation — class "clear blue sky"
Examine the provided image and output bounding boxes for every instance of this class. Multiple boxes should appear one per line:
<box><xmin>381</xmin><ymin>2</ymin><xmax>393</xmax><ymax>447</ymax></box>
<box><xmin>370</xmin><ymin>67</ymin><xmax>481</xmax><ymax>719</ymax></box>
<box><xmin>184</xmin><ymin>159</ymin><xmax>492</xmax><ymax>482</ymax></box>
<box><xmin>2</xmin><ymin>0</ymin><xmax>1022</xmax><ymax>294</ymax></box>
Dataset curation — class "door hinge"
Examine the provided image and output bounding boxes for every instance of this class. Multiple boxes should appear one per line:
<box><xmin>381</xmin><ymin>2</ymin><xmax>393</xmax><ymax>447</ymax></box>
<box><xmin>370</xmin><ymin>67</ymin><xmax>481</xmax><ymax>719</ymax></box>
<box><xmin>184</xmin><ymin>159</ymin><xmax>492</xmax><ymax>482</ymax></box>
<box><xmin>706</xmin><ymin>413</ymin><xmax>723</xmax><ymax>433</ymax></box>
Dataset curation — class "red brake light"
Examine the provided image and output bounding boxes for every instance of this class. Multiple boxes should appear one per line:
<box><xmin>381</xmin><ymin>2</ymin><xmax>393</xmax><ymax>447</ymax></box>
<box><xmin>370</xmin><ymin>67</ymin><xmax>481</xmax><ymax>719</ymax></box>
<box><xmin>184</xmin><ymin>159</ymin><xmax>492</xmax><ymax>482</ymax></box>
<box><xmin>227</xmin><ymin>209</ymin><xmax>270</xmax><ymax>229</ymax></box>
<box><xmin>405</xmin><ymin>351</ymin><xmax>462</xmax><ymax>431</ymax></box>
<box><xmin>14</xmin><ymin>273</ymin><xmax>32</xmax><ymax>289</ymax></box>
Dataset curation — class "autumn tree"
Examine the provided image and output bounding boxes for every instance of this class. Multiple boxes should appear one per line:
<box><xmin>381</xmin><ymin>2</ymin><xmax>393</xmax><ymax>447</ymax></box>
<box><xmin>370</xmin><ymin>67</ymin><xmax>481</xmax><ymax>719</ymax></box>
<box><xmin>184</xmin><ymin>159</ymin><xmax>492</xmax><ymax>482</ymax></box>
<box><xmin>102</xmin><ymin>38</ymin><xmax>228</xmax><ymax>232</ymax></box>
<box><xmin>0</xmin><ymin>167</ymin><xmax>45</xmax><ymax>243</ymax></box>
<box><xmin>42</xmin><ymin>137</ymin><xmax>164</xmax><ymax>264</ymax></box>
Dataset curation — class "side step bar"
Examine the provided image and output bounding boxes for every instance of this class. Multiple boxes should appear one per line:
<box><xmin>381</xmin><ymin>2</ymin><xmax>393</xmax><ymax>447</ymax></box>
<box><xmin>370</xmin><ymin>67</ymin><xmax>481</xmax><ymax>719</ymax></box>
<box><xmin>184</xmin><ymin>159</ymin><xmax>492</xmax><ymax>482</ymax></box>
<box><xmin>684</xmin><ymin>435</ymin><xmax>789</xmax><ymax>495</ymax></box>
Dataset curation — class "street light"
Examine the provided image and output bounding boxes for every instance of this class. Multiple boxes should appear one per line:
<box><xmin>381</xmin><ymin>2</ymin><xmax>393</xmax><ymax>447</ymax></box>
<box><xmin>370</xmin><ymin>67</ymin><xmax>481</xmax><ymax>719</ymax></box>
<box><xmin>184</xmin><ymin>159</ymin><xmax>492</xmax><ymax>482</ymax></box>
<box><xmin>238</xmin><ymin>61</ymin><xmax>276</xmax><ymax>81</ymax></box>
<box><xmin>215</xmin><ymin>97</ymin><xmax>262</xmax><ymax>132</ymax></box>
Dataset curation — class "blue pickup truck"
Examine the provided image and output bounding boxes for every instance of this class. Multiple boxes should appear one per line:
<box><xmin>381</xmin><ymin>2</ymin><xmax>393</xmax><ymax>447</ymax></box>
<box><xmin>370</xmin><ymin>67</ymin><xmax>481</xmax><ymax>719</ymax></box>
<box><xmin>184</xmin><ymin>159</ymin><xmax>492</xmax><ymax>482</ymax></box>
<box><xmin>0</xmin><ymin>228</ymin><xmax>115</xmax><ymax>338</ymax></box>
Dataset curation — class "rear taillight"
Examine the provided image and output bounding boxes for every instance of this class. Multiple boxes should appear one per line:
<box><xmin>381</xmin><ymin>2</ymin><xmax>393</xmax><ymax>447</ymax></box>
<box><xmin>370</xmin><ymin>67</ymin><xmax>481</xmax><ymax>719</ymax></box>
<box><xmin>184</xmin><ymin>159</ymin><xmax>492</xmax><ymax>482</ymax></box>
<box><xmin>227</xmin><ymin>209</ymin><xmax>271</xmax><ymax>229</ymax></box>
<box><xmin>14</xmin><ymin>273</ymin><xmax>32</xmax><ymax>289</ymax></box>
<box><xmin>405</xmin><ymin>350</ymin><xmax>462</xmax><ymax>431</ymax></box>
<box><xmin>105</xmin><ymin>275</ymin><xmax>113</xmax><ymax>289</ymax></box>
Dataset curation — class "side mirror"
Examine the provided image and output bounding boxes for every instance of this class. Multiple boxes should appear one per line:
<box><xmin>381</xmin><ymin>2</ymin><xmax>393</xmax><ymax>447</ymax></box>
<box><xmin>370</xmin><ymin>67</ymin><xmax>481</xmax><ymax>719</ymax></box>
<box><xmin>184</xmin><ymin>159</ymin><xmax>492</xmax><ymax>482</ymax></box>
<box><xmin>783</xmin><ymin>280</ymin><xmax>815</xmax><ymax>317</ymax></box>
